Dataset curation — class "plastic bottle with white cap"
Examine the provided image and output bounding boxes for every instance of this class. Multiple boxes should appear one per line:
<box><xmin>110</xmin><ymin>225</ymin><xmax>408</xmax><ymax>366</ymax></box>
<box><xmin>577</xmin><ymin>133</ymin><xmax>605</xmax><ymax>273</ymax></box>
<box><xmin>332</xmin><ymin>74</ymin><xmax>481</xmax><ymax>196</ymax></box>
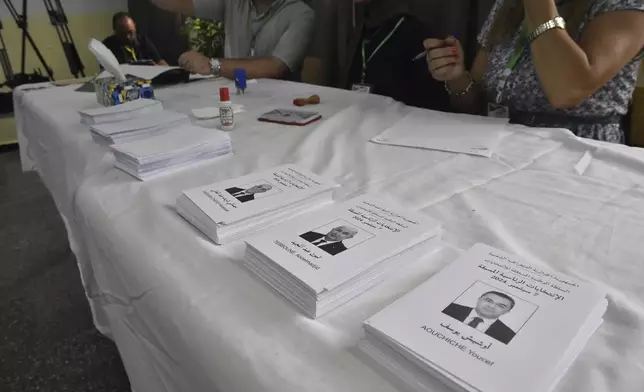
<box><xmin>219</xmin><ymin>87</ymin><xmax>235</xmax><ymax>131</ymax></box>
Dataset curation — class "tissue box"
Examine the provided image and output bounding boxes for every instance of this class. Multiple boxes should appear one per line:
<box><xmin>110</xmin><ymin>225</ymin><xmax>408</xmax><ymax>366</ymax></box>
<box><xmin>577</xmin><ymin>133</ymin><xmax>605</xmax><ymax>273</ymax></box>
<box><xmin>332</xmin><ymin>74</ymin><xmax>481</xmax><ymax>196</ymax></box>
<box><xmin>94</xmin><ymin>75</ymin><xmax>154</xmax><ymax>106</ymax></box>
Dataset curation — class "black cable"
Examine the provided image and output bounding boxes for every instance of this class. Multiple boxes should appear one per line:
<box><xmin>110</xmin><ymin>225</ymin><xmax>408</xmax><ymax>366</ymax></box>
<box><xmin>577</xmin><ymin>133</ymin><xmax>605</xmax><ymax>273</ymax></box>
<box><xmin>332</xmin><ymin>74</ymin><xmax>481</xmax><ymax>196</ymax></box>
<box><xmin>43</xmin><ymin>0</ymin><xmax>85</xmax><ymax>78</ymax></box>
<box><xmin>1</xmin><ymin>0</ymin><xmax>55</xmax><ymax>81</ymax></box>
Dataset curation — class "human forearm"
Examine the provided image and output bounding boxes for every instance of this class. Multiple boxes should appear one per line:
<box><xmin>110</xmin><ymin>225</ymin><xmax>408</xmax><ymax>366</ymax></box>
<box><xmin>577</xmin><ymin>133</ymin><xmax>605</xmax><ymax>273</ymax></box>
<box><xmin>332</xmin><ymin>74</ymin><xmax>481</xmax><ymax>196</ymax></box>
<box><xmin>446</xmin><ymin>73</ymin><xmax>484</xmax><ymax>114</ymax></box>
<box><xmin>524</xmin><ymin>0</ymin><xmax>594</xmax><ymax>108</ymax></box>
<box><xmin>220</xmin><ymin>57</ymin><xmax>288</xmax><ymax>80</ymax></box>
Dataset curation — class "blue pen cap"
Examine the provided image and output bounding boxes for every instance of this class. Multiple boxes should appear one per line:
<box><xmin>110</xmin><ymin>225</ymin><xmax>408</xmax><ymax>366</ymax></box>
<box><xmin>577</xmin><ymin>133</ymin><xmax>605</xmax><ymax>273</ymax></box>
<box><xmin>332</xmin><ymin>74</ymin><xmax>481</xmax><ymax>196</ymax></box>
<box><xmin>234</xmin><ymin>68</ymin><xmax>248</xmax><ymax>89</ymax></box>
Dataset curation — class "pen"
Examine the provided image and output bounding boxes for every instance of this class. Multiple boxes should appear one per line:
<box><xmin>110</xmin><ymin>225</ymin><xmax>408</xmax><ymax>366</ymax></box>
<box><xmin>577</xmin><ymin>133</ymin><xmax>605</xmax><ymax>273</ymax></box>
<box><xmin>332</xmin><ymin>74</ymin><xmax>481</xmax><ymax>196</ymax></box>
<box><xmin>412</xmin><ymin>50</ymin><xmax>428</xmax><ymax>62</ymax></box>
<box><xmin>413</xmin><ymin>34</ymin><xmax>459</xmax><ymax>62</ymax></box>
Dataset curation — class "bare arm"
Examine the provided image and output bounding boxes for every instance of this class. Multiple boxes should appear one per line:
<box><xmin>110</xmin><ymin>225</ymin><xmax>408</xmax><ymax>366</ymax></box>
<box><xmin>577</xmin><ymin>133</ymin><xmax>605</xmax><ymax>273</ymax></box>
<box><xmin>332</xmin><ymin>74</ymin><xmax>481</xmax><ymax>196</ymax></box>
<box><xmin>524</xmin><ymin>0</ymin><xmax>644</xmax><ymax>108</ymax></box>
<box><xmin>425</xmin><ymin>36</ymin><xmax>488</xmax><ymax>114</ymax></box>
<box><xmin>446</xmin><ymin>48</ymin><xmax>488</xmax><ymax>114</ymax></box>
<box><xmin>219</xmin><ymin>57</ymin><xmax>289</xmax><ymax>79</ymax></box>
<box><xmin>178</xmin><ymin>6</ymin><xmax>312</xmax><ymax>80</ymax></box>
<box><xmin>178</xmin><ymin>52</ymin><xmax>289</xmax><ymax>79</ymax></box>
<box><xmin>148</xmin><ymin>0</ymin><xmax>195</xmax><ymax>15</ymax></box>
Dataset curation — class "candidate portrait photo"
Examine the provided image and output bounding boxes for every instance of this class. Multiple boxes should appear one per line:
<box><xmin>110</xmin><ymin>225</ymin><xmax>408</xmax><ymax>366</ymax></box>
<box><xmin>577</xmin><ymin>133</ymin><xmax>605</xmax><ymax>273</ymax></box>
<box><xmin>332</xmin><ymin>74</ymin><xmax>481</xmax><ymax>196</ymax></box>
<box><xmin>299</xmin><ymin>225</ymin><xmax>358</xmax><ymax>256</ymax></box>
<box><xmin>441</xmin><ymin>282</ymin><xmax>538</xmax><ymax>345</ymax></box>
<box><xmin>225</xmin><ymin>183</ymin><xmax>274</xmax><ymax>203</ymax></box>
<box><xmin>298</xmin><ymin>218</ymin><xmax>374</xmax><ymax>257</ymax></box>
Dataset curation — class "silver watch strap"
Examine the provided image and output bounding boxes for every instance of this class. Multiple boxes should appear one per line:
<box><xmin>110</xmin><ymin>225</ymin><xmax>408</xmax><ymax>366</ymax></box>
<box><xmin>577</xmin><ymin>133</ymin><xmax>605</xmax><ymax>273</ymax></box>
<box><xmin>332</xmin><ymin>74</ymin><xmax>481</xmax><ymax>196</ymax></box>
<box><xmin>527</xmin><ymin>16</ymin><xmax>566</xmax><ymax>43</ymax></box>
<box><xmin>210</xmin><ymin>58</ymin><xmax>221</xmax><ymax>77</ymax></box>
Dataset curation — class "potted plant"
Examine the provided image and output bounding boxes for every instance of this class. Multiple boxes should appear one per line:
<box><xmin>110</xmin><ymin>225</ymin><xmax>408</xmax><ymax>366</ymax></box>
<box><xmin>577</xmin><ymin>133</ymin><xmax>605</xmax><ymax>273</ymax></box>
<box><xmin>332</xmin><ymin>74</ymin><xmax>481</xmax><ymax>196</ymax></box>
<box><xmin>182</xmin><ymin>17</ymin><xmax>225</xmax><ymax>59</ymax></box>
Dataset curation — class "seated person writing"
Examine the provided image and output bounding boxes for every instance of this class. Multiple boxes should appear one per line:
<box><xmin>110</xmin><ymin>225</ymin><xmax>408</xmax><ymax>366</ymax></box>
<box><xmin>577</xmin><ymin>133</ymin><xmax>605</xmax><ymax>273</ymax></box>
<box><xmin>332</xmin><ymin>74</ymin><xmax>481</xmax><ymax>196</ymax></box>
<box><xmin>424</xmin><ymin>0</ymin><xmax>644</xmax><ymax>143</ymax></box>
<box><xmin>103</xmin><ymin>12</ymin><xmax>169</xmax><ymax>66</ymax></box>
<box><xmin>342</xmin><ymin>0</ymin><xmax>448</xmax><ymax>111</ymax></box>
<box><xmin>150</xmin><ymin>0</ymin><xmax>315</xmax><ymax>80</ymax></box>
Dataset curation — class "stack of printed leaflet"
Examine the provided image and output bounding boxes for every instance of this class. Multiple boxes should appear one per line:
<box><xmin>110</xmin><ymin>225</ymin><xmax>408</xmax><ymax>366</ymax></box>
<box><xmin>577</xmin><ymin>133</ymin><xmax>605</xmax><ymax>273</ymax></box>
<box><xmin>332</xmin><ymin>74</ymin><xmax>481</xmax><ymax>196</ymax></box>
<box><xmin>176</xmin><ymin>165</ymin><xmax>339</xmax><ymax>244</ymax></box>
<box><xmin>359</xmin><ymin>243</ymin><xmax>607</xmax><ymax>392</ymax></box>
<box><xmin>78</xmin><ymin>99</ymin><xmax>162</xmax><ymax>125</ymax></box>
<box><xmin>89</xmin><ymin>110</ymin><xmax>191</xmax><ymax>144</ymax></box>
<box><xmin>110</xmin><ymin>124</ymin><xmax>232</xmax><ymax>181</ymax></box>
<box><xmin>244</xmin><ymin>194</ymin><xmax>443</xmax><ymax>318</ymax></box>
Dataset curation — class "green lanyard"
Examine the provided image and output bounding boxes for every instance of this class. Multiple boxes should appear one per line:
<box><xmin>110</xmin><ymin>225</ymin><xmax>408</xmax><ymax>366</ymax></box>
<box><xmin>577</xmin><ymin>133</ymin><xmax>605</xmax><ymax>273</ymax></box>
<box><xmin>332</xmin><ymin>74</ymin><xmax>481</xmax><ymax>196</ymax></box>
<box><xmin>124</xmin><ymin>46</ymin><xmax>137</xmax><ymax>62</ymax></box>
<box><xmin>361</xmin><ymin>16</ymin><xmax>406</xmax><ymax>83</ymax></box>
<box><xmin>495</xmin><ymin>34</ymin><xmax>528</xmax><ymax>104</ymax></box>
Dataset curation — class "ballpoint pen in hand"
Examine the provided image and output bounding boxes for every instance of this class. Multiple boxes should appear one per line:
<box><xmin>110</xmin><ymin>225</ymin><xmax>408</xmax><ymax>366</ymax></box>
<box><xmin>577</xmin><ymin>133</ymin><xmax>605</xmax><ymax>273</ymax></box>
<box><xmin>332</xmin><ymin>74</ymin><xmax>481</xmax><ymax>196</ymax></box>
<box><xmin>413</xmin><ymin>34</ymin><xmax>460</xmax><ymax>62</ymax></box>
<box><xmin>412</xmin><ymin>50</ymin><xmax>428</xmax><ymax>62</ymax></box>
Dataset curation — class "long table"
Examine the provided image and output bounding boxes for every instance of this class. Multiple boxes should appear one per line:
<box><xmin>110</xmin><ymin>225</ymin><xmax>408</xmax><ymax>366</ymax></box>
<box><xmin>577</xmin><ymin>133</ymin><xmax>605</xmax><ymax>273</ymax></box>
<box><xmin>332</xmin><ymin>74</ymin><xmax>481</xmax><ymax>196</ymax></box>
<box><xmin>15</xmin><ymin>79</ymin><xmax>644</xmax><ymax>392</ymax></box>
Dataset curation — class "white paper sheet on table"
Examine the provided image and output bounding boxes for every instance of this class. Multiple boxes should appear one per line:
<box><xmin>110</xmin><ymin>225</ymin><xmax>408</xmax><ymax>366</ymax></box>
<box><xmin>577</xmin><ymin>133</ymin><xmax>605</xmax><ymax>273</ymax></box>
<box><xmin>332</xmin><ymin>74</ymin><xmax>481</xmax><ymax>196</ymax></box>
<box><xmin>16</xmin><ymin>78</ymin><xmax>644</xmax><ymax>392</ymax></box>
<box><xmin>192</xmin><ymin>104</ymin><xmax>245</xmax><ymax>119</ymax></box>
<box><xmin>371</xmin><ymin>110</ymin><xmax>510</xmax><ymax>157</ymax></box>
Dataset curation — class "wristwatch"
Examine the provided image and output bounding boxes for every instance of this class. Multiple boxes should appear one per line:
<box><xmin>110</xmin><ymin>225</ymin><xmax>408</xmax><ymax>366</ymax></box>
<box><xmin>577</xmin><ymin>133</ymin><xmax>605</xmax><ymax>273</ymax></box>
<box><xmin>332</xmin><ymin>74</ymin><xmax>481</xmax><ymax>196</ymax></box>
<box><xmin>210</xmin><ymin>58</ymin><xmax>221</xmax><ymax>77</ymax></box>
<box><xmin>527</xmin><ymin>16</ymin><xmax>566</xmax><ymax>43</ymax></box>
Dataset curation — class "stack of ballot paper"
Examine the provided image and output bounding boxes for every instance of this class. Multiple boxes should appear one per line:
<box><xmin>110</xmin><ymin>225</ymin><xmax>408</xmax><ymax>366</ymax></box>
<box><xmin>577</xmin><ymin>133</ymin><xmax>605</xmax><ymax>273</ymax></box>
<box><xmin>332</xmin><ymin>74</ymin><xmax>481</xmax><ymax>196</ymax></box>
<box><xmin>176</xmin><ymin>165</ymin><xmax>338</xmax><ymax>244</ymax></box>
<box><xmin>89</xmin><ymin>110</ymin><xmax>191</xmax><ymax>144</ymax></box>
<box><xmin>78</xmin><ymin>99</ymin><xmax>162</xmax><ymax>125</ymax></box>
<box><xmin>110</xmin><ymin>124</ymin><xmax>232</xmax><ymax>180</ymax></box>
<box><xmin>359</xmin><ymin>243</ymin><xmax>607</xmax><ymax>392</ymax></box>
<box><xmin>244</xmin><ymin>194</ymin><xmax>443</xmax><ymax>318</ymax></box>
<box><xmin>371</xmin><ymin>109</ymin><xmax>510</xmax><ymax>157</ymax></box>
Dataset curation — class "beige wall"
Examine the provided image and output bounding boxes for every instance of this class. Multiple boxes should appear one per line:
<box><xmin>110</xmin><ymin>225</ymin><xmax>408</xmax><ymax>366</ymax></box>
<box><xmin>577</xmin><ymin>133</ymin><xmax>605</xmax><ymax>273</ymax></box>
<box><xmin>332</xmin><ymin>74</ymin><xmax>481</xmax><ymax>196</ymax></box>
<box><xmin>0</xmin><ymin>12</ymin><xmax>118</xmax><ymax>83</ymax></box>
<box><xmin>1</xmin><ymin>11</ymin><xmax>121</xmax><ymax>145</ymax></box>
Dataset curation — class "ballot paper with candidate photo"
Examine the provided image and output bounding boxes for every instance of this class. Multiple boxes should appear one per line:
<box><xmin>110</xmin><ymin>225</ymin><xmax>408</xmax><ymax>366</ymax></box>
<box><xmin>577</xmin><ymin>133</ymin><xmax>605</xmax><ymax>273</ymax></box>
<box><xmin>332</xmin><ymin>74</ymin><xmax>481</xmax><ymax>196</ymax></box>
<box><xmin>245</xmin><ymin>194</ymin><xmax>443</xmax><ymax>295</ymax></box>
<box><xmin>180</xmin><ymin>165</ymin><xmax>338</xmax><ymax>226</ymax></box>
<box><xmin>363</xmin><ymin>243</ymin><xmax>607</xmax><ymax>392</ymax></box>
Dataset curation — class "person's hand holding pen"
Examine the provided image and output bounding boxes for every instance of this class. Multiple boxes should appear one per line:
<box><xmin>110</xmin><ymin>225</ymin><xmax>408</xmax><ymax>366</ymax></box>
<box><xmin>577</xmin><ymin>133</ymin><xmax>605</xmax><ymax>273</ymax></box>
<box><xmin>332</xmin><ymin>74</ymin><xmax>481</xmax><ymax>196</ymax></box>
<box><xmin>422</xmin><ymin>36</ymin><xmax>466</xmax><ymax>82</ymax></box>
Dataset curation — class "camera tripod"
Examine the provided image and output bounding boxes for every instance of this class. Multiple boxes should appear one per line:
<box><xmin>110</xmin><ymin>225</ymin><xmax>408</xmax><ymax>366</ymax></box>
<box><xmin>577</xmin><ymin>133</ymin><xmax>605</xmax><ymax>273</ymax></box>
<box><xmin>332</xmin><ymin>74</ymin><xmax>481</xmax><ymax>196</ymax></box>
<box><xmin>0</xmin><ymin>0</ymin><xmax>86</xmax><ymax>88</ymax></box>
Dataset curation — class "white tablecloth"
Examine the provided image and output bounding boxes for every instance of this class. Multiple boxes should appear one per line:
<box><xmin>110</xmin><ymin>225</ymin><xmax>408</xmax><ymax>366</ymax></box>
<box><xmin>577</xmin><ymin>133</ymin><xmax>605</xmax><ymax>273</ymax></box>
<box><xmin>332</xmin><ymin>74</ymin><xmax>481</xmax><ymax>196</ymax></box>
<box><xmin>15</xmin><ymin>79</ymin><xmax>644</xmax><ymax>392</ymax></box>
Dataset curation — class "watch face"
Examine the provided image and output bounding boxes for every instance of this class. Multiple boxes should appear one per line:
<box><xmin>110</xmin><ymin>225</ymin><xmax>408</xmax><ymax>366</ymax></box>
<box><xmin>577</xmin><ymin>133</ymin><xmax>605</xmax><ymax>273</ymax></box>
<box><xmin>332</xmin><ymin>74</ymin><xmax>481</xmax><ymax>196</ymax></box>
<box><xmin>210</xmin><ymin>59</ymin><xmax>221</xmax><ymax>75</ymax></box>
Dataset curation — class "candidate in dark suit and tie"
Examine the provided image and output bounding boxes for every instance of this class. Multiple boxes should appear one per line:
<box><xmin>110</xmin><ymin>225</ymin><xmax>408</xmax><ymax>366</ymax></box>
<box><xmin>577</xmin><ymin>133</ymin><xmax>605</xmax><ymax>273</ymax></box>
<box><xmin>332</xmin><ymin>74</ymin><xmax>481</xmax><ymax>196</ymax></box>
<box><xmin>442</xmin><ymin>291</ymin><xmax>517</xmax><ymax>344</ymax></box>
<box><xmin>225</xmin><ymin>184</ymin><xmax>273</xmax><ymax>203</ymax></box>
<box><xmin>299</xmin><ymin>225</ymin><xmax>358</xmax><ymax>256</ymax></box>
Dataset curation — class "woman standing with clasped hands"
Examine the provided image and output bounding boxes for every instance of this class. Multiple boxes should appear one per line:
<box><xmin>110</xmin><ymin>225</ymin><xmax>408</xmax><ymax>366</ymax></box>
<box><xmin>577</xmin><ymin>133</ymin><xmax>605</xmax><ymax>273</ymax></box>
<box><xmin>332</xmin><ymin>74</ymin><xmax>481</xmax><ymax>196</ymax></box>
<box><xmin>425</xmin><ymin>0</ymin><xmax>644</xmax><ymax>143</ymax></box>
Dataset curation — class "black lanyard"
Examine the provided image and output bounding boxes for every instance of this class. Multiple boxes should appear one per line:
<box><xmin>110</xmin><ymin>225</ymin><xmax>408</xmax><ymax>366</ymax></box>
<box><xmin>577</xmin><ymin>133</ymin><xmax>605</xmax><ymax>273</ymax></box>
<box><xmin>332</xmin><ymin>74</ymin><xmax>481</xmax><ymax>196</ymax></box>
<box><xmin>360</xmin><ymin>17</ymin><xmax>405</xmax><ymax>83</ymax></box>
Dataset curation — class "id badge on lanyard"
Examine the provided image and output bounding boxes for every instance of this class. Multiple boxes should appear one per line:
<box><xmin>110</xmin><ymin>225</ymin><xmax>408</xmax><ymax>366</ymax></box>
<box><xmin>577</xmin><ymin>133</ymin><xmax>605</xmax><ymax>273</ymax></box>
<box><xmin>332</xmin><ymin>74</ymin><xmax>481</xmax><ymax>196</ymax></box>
<box><xmin>353</xmin><ymin>16</ymin><xmax>405</xmax><ymax>94</ymax></box>
<box><xmin>488</xmin><ymin>39</ymin><xmax>526</xmax><ymax>119</ymax></box>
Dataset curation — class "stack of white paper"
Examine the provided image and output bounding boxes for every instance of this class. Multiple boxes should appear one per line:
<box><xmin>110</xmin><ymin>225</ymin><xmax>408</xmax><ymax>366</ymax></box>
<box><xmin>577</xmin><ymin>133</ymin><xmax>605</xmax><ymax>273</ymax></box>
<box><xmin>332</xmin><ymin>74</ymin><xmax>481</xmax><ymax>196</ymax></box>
<box><xmin>110</xmin><ymin>125</ymin><xmax>232</xmax><ymax>180</ymax></box>
<box><xmin>371</xmin><ymin>109</ymin><xmax>510</xmax><ymax>157</ymax></box>
<box><xmin>244</xmin><ymin>194</ymin><xmax>443</xmax><ymax>318</ymax></box>
<box><xmin>90</xmin><ymin>110</ymin><xmax>191</xmax><ymax>144</ymax></box>
<box><xmin>177</xmin><ymin>165</ymin><xmax>338</xmax><ymax>244</ymax></box>
<box><xmin>359</xmin><ymin>243</ymin><xmax>607</xmax><ymax>392</ymax></box>
<box><xmin>78</xmin><ymin>99</ymin><xmax>162</xmax><ymax>125</ymax></box>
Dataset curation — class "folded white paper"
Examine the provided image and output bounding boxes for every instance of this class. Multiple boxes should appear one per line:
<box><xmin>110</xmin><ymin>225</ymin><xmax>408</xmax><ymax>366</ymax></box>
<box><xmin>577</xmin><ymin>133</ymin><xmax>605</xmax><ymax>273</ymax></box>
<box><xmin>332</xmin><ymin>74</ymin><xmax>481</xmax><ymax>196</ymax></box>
<box><xmin>371</xmin><ymin>110</ymin><xmax>510</xmax><ymax>157</ymax></box>
<box><xmin>90</xmin><ymin>110</ymin><xmax>191</xmax><ymax>144</ymax></box>
<box><xmin>79</xmin><ymin>99</ymin><xmax>163</xmax><ymax>125</ymax></box>
<box><xmin>361</xmin><ymin>243</ymin><xmax>607</xmax><ymax>392</ymax></box>
<box><xmin>177</xmin><ymin>165</ymin><xmax>338</xmax><ymax>244</ymax></box>
<box><xmin>245</xmin><ymin>194</ymin><xmax>443</xmax><ymax>318</ymax></box>
<box><xmin>110</xmin><ymin>124</ymin><xmax>232</xmax><ymax>180</ymax></box>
